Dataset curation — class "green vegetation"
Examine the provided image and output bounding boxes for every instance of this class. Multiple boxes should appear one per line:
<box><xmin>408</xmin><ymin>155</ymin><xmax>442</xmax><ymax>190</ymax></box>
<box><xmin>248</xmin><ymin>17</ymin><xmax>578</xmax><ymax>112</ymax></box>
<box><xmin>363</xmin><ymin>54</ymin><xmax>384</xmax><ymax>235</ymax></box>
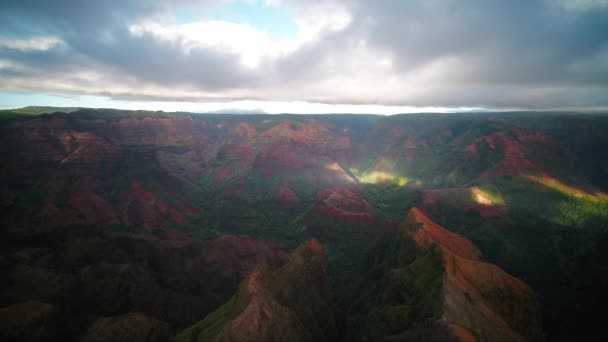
<box><xmin>345</xmin><ymin>220</ymin><xmax>444</xmax><ymax>340</ymax></box>
<box><xmin>366</xmin><ymin>249</ymin><xmax>443</xmax><ymax>340</ymax></box>
<box><xmin>255</xmin><ymin>118</ymin><xmax>280</xmax><ymax>132</ymax></box>
<box><xmin>555</xmin><ymin>198</ymin><xmax>608</xmax><ymax>228</ymax></box>
<box><xmin>0</xmin><ymin>109</ymin><xmax>44</xmax><ymax>125</ymax></box>
<box><xmin>176</xmin><ymin>293</ymin><xmax>251</xmax><ymax>342</ymax></box>
<box><xmin>1</xmin><ymin>106</ymin><xmax>81</xmax><ymax>115</ymax></box>
<box><xmin>178</xmin><ymin>241</ymin><xmax>336</xmax><ymax>341</ymax></box>
<box><xmin>57</xmin><ymin>108</ymin><xmax>172</xmax><ymax>121</ymax></box>
<box><xmin>352</xmin><ymin>169</ymin><xmax>410</xmax><ymax>186</ymax></box>
<box><xmin>363</xmin><ymin>184</ymin><xmax>420</xmax><ymax>220</ymax></box>
<box><xmin>427</xmin><ymin>174</ymin><xmax>608</xmax><ymax>341</ymax></box>
<box><xmin>267</xmin><ymin>252</ymin><xmax>336</xmax><ymax>339</ymax></box>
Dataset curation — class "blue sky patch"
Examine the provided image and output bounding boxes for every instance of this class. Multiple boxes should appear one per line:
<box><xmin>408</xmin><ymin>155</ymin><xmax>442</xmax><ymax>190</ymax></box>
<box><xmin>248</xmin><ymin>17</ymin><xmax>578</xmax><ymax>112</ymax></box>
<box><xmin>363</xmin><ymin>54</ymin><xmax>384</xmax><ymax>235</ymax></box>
<box><xmin>178</xmin><ymin>1</ymin><xmax>298</xmax><ymax>39</ymax></box>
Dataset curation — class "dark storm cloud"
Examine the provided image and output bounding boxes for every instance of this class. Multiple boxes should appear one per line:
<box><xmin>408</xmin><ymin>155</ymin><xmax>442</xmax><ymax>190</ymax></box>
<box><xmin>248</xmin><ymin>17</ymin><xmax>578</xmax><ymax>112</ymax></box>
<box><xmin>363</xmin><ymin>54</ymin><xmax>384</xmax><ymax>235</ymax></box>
<box><xmin>353</xmin><ymin>0</ymin><xmax>608</xmax><ymax>86</ymax></box>
<box><xmin>0</xmin><ymin>0</ymin><xmax>607</xmax><ymax>108</ymax></box>
<box><xmin>267</xmin><ymin>0</ymin><xmax>608</xmax><ymax>107</ymax></box>
<box><xmin>69</xmin><ymin>26</ymin><xmax>261</xmax><ymax>90</ymax></box>
<box><xmin>0</xmin><ymin>0</ymin><xmax>199</xmax><ymax>32</ymax></box>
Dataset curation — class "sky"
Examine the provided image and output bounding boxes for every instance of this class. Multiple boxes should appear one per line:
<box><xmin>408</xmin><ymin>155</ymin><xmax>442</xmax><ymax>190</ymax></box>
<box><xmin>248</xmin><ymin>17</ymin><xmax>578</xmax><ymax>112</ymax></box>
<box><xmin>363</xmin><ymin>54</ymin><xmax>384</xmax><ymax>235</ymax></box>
<box><xmin>0</xmin><ymin>0</ymin><xmax>607</xmax><ymax>114</ymax></box>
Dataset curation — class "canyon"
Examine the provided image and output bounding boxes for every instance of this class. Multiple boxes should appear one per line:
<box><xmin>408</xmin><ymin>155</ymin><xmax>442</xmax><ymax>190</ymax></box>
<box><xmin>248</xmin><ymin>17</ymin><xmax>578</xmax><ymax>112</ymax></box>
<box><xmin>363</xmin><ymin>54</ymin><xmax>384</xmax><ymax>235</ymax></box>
<box><xmin>1</xmin><ymin>108</ymin><xmax>608</xmax><ymax>340</ymax></box>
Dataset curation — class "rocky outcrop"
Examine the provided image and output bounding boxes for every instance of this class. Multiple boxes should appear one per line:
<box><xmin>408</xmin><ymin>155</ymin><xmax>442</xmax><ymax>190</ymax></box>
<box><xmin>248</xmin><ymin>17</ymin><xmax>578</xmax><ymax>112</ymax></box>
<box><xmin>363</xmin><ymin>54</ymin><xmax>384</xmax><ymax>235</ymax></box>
<box><xmin>177</xmin><ymin>239</ymin><xmax>336</xmax><ymax>342</ymax></box>
<box><xmin>314</xmin><ymin>187</ymin><xmax>375</xmax><ymax>225</ymax></box>
<box><xmin>358</xmin><ymin>208</ymin><xmax>543</xmax><ymax>341</ymax></box>
<box><xmin>406</xmin><ymin>208</ymin><xmax>543</xmax><ymax>341</ymax></box>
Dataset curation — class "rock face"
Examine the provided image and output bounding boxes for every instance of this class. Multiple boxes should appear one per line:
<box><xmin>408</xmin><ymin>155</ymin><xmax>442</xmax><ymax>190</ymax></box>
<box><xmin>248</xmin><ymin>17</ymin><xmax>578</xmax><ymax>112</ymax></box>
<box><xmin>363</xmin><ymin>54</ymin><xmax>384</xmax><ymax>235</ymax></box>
<box><xmin>177</xmin><ymin>239</ymin><xmax>336</xmax><ymax>342</ymax></box>
<box><xmin>406</xmin><ymin>208</ymin><xmax>543</xmax><ymax>341</ymax></box>
<box><xmin>204</xmin><ymin>269</ymin><xmax>306</xmax><ymax>342</ymax></box>
<box><xmin>354</xmin><ymin>208</ymin><xmax>543</xmax><ymax>341</ymax></box>
<box><xmin>407</xmin><ymin>208</ymin><xmax>482</xmax><ymax>261</ymax></box>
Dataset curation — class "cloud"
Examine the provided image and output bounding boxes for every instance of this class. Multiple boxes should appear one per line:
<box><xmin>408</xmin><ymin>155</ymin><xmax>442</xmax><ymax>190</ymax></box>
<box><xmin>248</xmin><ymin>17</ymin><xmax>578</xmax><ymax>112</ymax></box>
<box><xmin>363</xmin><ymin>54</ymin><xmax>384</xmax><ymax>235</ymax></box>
<box><xmin>0</xmin><ymin>0</ymin><xmax>607</xmax><ymax>110</ymax></box>
<box><xmin>128</xmin><ymin>20</ymin><xmax>297</xmax><ymax>69</ymax></box>
<box><xmin>0</xmin><ymin>36</ymin><xmax>65</xmax><ymax>51</ymax></box>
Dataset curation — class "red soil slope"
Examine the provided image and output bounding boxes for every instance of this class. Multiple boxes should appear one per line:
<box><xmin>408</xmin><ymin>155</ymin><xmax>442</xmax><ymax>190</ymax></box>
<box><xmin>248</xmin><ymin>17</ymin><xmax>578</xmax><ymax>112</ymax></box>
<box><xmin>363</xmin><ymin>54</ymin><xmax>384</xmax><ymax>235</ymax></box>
<box><xmin>179</xmin><ymin>239</ymin><xmax>334</xmax><ymax>341</ymax></box>
<box><xmin>314</xmin><ymin>187</ymin><xmax>376</xmax><ymax>225</ymax></box>
<box><xmin>407</xmin><ymin>208</ymin><xmax>482</xmax><ymax>261</ymax></box>
<box><xmin>405</xmin><ymin>208</ymin><xmax>542</xmax><ymax>341</ymax></box>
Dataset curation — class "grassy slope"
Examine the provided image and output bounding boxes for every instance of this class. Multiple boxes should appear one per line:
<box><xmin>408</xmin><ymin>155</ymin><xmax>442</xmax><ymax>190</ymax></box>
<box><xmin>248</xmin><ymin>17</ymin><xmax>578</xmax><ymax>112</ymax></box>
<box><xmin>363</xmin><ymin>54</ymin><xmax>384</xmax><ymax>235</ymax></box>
<box><xmin>176</xmin><ymin>293</ymin><xmax>251</xmax><ymax>342</ymax></box>
<box><xmin>345</xmin><ymin>214</ymin><xmax>446</xmax><ymax>340</ymax></box>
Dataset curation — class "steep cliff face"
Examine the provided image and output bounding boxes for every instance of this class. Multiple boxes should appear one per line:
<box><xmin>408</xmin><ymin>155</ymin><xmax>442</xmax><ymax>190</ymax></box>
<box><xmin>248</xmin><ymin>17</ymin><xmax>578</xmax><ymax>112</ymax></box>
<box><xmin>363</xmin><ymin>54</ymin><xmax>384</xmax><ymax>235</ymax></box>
<box><xmin>355</xmin><ymin>208</ymin><xmax>542</xmax><ymax>341</ymax></box>
<box><xmin>407</xmin><ymin>208</ymin><xmax>543</xmax><ymax>341</ymax></box>
<box><xmin>177</xmin><ymin>239</ymin><xmax>336</xmax><ymax>342</ymax></box>
<box><xmin>407</xmin><ymin>208</ymin><xmax>482</xmax><ymax>261</ymax></box>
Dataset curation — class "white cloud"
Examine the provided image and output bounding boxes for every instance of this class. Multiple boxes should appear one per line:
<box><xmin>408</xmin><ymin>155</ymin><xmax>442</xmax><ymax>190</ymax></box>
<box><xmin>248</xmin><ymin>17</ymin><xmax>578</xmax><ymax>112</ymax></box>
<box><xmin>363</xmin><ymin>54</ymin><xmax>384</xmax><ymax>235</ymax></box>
<box><xmin>289</xmin><ymin>1</ymin><xmax>352</xmax><ymax>42</ymax></box>
<box><xmin>127</xmin><ymin>1</ymin><xmax>354</xmax><ymax>70</ymax></box>
<box><xmin>0</xmin><ymin>36</ymin><xmax>65</xmax><ymax>51</ymax></box>
<box><xmin>0</xmin><ymin>59</ymin><xmax>25</xmax><ymax>70</ymax></box>
<box><xmin>129</xmin><ymin>20</ymin><xmax>300</xmax><ymax>69</ymax></box>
